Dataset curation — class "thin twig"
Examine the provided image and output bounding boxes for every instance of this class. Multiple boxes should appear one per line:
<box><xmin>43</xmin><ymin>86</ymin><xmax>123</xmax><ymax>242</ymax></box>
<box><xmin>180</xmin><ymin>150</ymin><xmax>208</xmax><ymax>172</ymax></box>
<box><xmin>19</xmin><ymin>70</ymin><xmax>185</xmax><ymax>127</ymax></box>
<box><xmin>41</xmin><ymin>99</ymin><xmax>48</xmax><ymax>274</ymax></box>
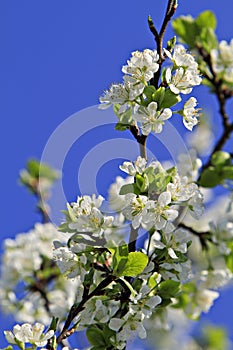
<box><xmin>55</xmin><ymin>275</ymin><xmax>115</xmax><ymax>345</ymax></box>
<box><xmin>179</xmin><ymin>222</ymin><xmax>211</xmax><ymax>250</ymax></box>
<box><xmin>129</xmin><ymin>125</ymin><xmax>147</xmax><ymax>159</ymax></box>
<box><xmin>148</xmin><ymin>0</ymin><xmax>177</xmax><ymax>88</ymax></box>
<box><xmin>128</xmin><ymin>225</ymin><xmax>139</xmax><ymax>253</ymax></box>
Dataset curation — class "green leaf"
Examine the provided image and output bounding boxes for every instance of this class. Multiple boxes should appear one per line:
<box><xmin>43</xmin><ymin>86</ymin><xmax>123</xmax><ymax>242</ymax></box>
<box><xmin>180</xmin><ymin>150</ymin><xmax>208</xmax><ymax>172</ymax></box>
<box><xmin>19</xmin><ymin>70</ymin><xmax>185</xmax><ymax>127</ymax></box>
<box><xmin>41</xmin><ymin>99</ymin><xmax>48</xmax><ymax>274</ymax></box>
<box><xmin>198</xmin><ymin>167</ymin><xmax>221</xmax><ymax>187</ymax></box>
<box><xmin>86</xmin><ymin>326</ymin><xmax>106</xmax><ymax>347</ymax></box>
<box><xmin>172</xmin><ymin>11</ymin><xmax>217</xmax><ymax>52</ymax></box>
<box><xmin>158</xmin><ymin>280</ymin><xmax>180</xmax><ymax>299</ymax></box>
<box><xmin>119</xmin><ymin>277</ymin><xmax>138</xmax><ymax>297</ymax></box>
<box><xmin>211</xmin><ymin>151</ymin><xmax>231</xmax><ymax>167</ymax></box>
<box><xmin>114</xmin><ymin>105</ymin><xmax>133</xmax><ymax>125</ymax></box>
<box><xmin>221</xmin><ymin>166</ymin><xmax>233</xmax><ymax>180</ymax></box>
<box><xmin>115</xmin><ymin>123</ymin><xmax>129</xmax><ymax>131</ymax></box>
<box><xmin>119</xmin><ymin>252</ymin><xmax>148</xmax><ymax>277</ymax></box>
<box><xmin>202</xmin><ymin>325</ymin><xmax>228</xmax><ymax>350</ymax></box>
<box><xmin>135</xmin><ymin>173</ymin><xmax>148</xmax><ymax>193</ymax></box>
<box><xmin>151</xmin><ymin>87</ymin><xmax>166</xmax><ymax>107</ymax></box>
<box><xmin>159</xmin><ymin>89</ymin><xmax>181</xmax><ymax>108</ymax></box>
<box><xmin>195</xmin><ymin>10</ymin><xmax>216</xmax><ymax>30</ymax></box>
<box><xmin>119</xmin><ymin>183</ymin><xmax>136</xmax><ymax>195</ymax></box>
<box><xmin>143</xmin><ymin>85</ymin><xmax>156</xmax><ymax>100</ymax></box>
<box><xmin>172</xmin><ymin>16</ymin><xmax>199</xmax><ymax>48</ymax></box>
<box><xmin>111</xmin><ymin>243</ymin><xmax>129</xmax><ymax>276</ymax></box>
<box><xmin>58</xmin><ymin>222</ymin><xmax>75</xmax><ymax>233</ymax></box>
<box><xmin>198</xmin><ymin>27</ymin><xmax>218</xmax><ymax>52</ymax></box>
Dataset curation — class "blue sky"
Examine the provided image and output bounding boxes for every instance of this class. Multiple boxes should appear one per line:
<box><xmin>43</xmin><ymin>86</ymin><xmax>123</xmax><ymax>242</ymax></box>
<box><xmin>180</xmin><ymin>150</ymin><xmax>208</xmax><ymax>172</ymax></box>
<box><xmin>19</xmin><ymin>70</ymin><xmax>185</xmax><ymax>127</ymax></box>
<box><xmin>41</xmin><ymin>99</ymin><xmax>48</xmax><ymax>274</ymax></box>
<box><xmin>1</xmin><ymin>0</ymin><xmax>233</xmax><ymax>348</ymax></box>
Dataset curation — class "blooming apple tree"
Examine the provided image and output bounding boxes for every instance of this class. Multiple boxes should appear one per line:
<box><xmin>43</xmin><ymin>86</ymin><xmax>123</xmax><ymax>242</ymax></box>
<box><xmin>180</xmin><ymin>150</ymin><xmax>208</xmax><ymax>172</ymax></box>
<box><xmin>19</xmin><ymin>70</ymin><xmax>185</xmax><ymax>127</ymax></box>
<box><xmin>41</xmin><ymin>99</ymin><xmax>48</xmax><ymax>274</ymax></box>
<box><xmin>1</xmin><ymin>1</ymin><xmax>233</xmax><ymax>349</ymax></box>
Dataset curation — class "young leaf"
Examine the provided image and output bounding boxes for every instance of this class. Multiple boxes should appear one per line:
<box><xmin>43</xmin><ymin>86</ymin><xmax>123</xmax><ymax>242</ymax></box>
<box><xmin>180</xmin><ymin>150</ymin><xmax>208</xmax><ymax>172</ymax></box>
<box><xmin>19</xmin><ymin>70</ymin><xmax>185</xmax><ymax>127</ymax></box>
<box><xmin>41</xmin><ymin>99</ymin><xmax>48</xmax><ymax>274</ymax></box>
<box><xmin>115</xmin><ymin>123</ymin><xmax>129</xmax><ymax>131</ymax></box>
<box><xmin>159</xmin><ymin>89</ymin><xmax>181</xmax><ymax>109</ymax></box>
<box><xmin>111</xmin><ymin>243</ymin><xmax>129</xmax><ymax>276</ymax></box>
<box><xmin>196</xmin><ymin>10</ymin><xmax>217</xmax><ymax>30</ymax></box>
<box><xmin>119</xmin><ymin>252</ymin><xmax>148</xmax><ymax>277</ymax></box>
<box><xmin>221</xmin><ymin>166</ymin><xmax>233</xmax><ymax>180</ymax></box>
<box><xmin>211</xmin><ymin>151</ymin><xmax>231</xmax><ymax>168</ymax></box>
<box><xmin>158</xmin><ymin>280</ymin><xmax>180</xmax><ymax>299</ymax></box>
<box><xmin>198</xmin><ymin>167</ymin><xmax>221</xmax><ymax>188</ymax></box>
<box><xmin>172</xmin><ymin>16</ymin><xmax>199</xmax><ymax>48</ymax></box>
<box><xmin>86</xmin><ymin>326</ymin><xmax>106</xmax><ymax>347</ymax></box>
<box><xmin>119</xmin><ymin>183</ymin><xmax>136</xmax><ymax>195</ymax></box>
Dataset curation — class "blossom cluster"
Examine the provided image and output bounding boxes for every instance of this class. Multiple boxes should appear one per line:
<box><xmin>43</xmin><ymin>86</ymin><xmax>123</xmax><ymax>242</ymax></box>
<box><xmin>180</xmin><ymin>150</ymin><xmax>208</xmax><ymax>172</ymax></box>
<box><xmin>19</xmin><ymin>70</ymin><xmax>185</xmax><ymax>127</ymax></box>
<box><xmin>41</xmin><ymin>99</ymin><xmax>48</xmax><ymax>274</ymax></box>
<box><xmin>211</xmin><ymin>39</ymin><xmax>233</xmax><ymax>84</ymax></box>
<box><xmin>119</xmin><ymin>156</ymin><xmax>203</xmax><ymax>230</ymax></box>
<box><xmin>100</xmin><ymin>45</ymin><xmax>202</xmax><ymax>133</ymax></box>
<box><xmin>4</xmin><ymin>322</ymin><xmax>54</xmax><ymax>348</ymax></box>
<box><xmin>0</xmin><ymin>223</ymin><xmax>79</xmax><ymax>324</ymax></box>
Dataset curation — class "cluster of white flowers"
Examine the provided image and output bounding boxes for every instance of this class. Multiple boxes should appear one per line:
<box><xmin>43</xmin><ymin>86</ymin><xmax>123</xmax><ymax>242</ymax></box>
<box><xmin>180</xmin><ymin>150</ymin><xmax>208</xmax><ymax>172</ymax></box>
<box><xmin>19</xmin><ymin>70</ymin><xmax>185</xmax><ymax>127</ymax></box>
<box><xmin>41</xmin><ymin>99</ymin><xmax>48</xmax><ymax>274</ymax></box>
<box><xmin>67</xmin><ymin>194</ymin><xmax>113</xmax><ymax>238</ymax></box>
<box><xmin>209</xmin><ymin>219</ymin><xmax>233</xmax><ymax>255</ymax></box>
<box><xmin>119</xmin><ymin>156</ymin><xmax>203</xmax><ymax>231</ymax></box>
<box><xmin>211</xmin><ymin>39</ymin><xmax>233</xmax><ymax>83</ymax></box>
<box><xmin>78</xmin><ymin>298</ymin><xmax>120</xmax><ymax>328</ymax></box>
<box><xmin>109</xmin><ymin>281</ymin><xmax>162</xmax><ymax>349</ymax></box>
<box><xmin>100</xmin><ymin>45</ymin><xmax>202</xmax><ymax>134</ymax></box>
<box><xmin>0</xmin><ymin>223</ymin><xmax>79</xmax><ymax>324</ymax></box>
<box><xmin>177</xmin><ymin>149</ymin><xmax>202</xmax><ymax>181</ymax></box>
<box><xmin>4</xmin><ymin>322</ymin><xmax>54</xmax><ymax>348</ymax></box>
<box><xmin>165</xmin><ymin>45</ymin><xmax>202</xmax><ymax>94</ymax></box>
<box><xmin>100</xmin><ymin>49</ymin><xmax>159</xmax><ymax>110</ymax></box>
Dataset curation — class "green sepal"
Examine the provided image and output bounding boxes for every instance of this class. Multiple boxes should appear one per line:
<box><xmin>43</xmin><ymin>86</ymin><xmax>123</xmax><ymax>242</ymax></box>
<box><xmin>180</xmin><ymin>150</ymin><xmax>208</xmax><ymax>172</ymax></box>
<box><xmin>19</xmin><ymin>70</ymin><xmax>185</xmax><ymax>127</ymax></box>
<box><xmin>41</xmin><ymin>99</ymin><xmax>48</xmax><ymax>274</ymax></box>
<box><xmin>166</xmin><ymin>36</ymin><xmax>177</xmax><ymax>52</ymax></box>
<box><xmin>49</xmin><ymin>317</ymin><xmax>59</xmax><ymax>332</ymax></box>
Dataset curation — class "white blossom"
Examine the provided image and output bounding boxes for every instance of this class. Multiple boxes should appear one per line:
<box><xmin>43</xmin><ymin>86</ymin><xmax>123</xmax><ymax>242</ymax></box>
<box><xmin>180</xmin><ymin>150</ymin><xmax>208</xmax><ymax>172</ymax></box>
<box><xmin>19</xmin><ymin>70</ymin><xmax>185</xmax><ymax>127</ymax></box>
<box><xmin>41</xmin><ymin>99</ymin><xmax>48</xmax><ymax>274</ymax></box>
<box><xmin>135</xmin><ymin>101</ymin><xmax>172</xmax><ymax>135</ymax></box>
<box><xmin>143</xmin><ymin>192</ymin><xmax>178</xmax><ymax>230</ymax></box>
<box><xmin>53</xmin><ymin>244</ymin><xmax>87</xmax><ymax>280</ymax></box>
<box><xmin>108</xmin><ymin>175</ymin><xmax>134</xmax><ymax>212</ymax></box>
<box><xmin>120</xmin><ymin>156</ymin><xmax>147</xmax><ymax>176</ymax></box>
<box><xmin>99</xmin><ymin>83</ymin><xmax>132</xmax><ymax>110</ymax></box>
<box><xmin>165</xmin><ymin>45</ymin><xmax>198</xmax><ymax>68</ymax></box>
<box><xmin>123</xmin><ymin>194</ymin><xmax>149</xmax><ymax>229</ymax></box>
<box><xmin>166</xmin><ymin>67</ymin><xmax>201</xmax><ymax>95</ymax></box>
<box><xmin>122</xmin><ymin>49</ymin><xmax>159</xmax><ymax>84</ymax></box>
<box><xmin>165</xmin><ymin>45</ymin><xmax>202</xmax><ymax>94</ymax></box>
<box><xmin>68</xmin><ymin>195</ymin><xmax>113</xmax><ymax>238</ymax></box>
<box><xmin>211</xmin><ymin>39</ymin><xmax>233</xmax><ymax>83</ymax></box>
<box><xmin>177</xmin><ymin>149</ymin><xmax>202</xmax><ymax>181</ymax></box>
<box><xmin>4</xmin><ymin>323</ymin><xmax>54</xmax><ymax>347</ymax></box>
<box><xmin>210</xmin><ymin>219</ymin><xmax>233</xmax><ymax>255</ymax></box>
<box><xmin>194</xmin><ymin>288</ymin><xmax>219</xmax><ymax>316</ymax></box>
<box><xmin>182</xmin><ymin>97</ymin><xmax>200</xmax><ymax>131</ymax></box>
<box><xmin>200</xmin><ymin>269</ymin><xmax>232</xmax><ymax>289</ymax></box>
<box><xmin>167</xmin><ymin>174</ymin><xmax>199</xmax><ymax>202</ymax></box>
